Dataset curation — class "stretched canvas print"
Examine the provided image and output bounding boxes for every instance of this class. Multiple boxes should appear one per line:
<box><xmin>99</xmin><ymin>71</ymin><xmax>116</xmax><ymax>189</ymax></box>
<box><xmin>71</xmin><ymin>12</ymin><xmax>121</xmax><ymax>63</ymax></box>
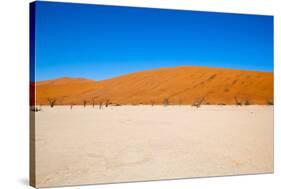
<box><xmin>30</xmin><ymin>1</ymin><xmax>274</xmax><ymax>188</ymax></box>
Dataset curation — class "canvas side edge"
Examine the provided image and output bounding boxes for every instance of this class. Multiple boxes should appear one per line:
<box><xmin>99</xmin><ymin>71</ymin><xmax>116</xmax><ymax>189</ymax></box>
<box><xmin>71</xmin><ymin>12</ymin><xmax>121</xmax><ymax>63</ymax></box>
<box><xmin>29</xmin><ymin>1</ymin><xmax>36</xmax><ymax>188</ymax></box>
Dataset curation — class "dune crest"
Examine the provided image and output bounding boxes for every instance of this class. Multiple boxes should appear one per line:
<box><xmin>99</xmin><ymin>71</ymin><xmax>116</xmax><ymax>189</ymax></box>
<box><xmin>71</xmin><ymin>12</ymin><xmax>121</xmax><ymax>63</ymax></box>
<box><xmin>35</xmin><ymin>66</ymin><xmax>273</xmax><ymax>105</ymax></box>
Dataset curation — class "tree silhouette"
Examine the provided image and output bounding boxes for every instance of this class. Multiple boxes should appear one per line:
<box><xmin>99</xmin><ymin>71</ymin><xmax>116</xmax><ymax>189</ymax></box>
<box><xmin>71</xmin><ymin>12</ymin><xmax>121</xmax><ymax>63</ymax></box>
<box><xmin>244</xmin><ymin>98</ymin><xmax>250</xmax><ymax>105</ymax></box>
<box><xmin>92</xmin><ymin>98</ymin><xmax>95</xmax><ymax>108</ymax></box>
<box><xmin>99</xmin><ymin>101</ymin><xmax>103</xmax><ymax>109</ymax></box>
<box><xmin>70</xmin><ymin>103</ymin><xmax>74</xmax><ymax>110</ymax></box>
<box><xmin>192</xmin><ymin>96</ymin><xmax>205</xmax><ymax>108</ymax></box>
<box><xmin>83</xmin><ymin>100</ymin><xmax>87</xmax><ymax>108</ymax></box>
<box><xmin>105</xmin><ymin>99</ymin><xmax>110</xmax><ymax>107</ymax></box>
<box><xmin>267</xmin><ymin>99</ymin><xmax>274</xmax><ymax>105</ymax></box>
<box><xmin>234</xmin><ymin>96</ymin><xmax>242</xmax><ymax>106</ymax></box>
<box><xmin>47</xmin><ymin>98</ymin><xmax>57</xmax><ymax>108</ymax></box>
<box><xmin>163</xmin><ymin>98</ymin><xmax>169</xmax><ymax>106</ymax></box>
<box><xmin>91</xmin><ymin>96</ymin><xmax>99</xmax><ymax>108</ymax></box>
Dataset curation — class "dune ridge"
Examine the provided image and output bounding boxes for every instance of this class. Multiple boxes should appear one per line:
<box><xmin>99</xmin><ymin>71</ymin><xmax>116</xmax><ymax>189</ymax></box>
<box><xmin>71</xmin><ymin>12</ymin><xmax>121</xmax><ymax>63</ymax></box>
<box><xmin>35</xmin><ymin>66</ymin><xmax>273</xmax><ymax>105</ymax></box>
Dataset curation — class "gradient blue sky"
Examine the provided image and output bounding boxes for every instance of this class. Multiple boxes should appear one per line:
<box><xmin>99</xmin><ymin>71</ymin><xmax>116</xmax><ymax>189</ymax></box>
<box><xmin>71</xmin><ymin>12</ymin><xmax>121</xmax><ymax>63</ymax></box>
<box><xmin>33</xmin><ymin>1</ymin><xmax>273</xmax><ymax>81</ymax></box>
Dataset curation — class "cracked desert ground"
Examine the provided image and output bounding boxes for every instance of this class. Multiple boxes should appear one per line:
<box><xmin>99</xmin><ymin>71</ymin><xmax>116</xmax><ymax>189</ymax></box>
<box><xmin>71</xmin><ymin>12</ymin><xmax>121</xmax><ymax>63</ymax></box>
<box><xmin>33</xmin><ymin>105</ymin><xmax>273</xmax><ymax>187</ymax></box>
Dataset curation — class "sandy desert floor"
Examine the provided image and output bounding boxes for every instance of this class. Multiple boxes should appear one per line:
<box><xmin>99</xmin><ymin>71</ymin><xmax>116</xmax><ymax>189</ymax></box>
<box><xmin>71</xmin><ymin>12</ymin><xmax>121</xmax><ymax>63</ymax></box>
<box><xmin>33</xmin><ymin>105</ymin><xmax>273</xmax><ymax>187</ymax></box>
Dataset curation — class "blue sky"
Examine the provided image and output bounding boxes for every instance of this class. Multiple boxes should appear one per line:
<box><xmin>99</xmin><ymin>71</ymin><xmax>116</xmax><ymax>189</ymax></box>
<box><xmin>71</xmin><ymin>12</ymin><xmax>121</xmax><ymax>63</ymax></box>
<box><xmin>33</xmin><ymin>1</ymin><xmax>273</xmax><ymax>81</ymax></box>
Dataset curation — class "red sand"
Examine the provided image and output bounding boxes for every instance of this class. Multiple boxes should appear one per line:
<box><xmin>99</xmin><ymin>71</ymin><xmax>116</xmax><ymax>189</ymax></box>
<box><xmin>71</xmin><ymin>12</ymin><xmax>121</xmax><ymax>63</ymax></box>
<box><xmin>35</xmin><ymin>66</ymin><xmax>273</xmax><ymax>105</ymax></box>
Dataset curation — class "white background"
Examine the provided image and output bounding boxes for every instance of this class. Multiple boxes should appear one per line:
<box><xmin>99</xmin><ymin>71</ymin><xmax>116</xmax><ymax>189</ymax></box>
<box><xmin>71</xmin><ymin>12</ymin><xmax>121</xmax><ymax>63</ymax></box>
<box><xmin>0</xmin><ymin>0</ymin><xmax>280</xmax><ymax>188</ymax></box>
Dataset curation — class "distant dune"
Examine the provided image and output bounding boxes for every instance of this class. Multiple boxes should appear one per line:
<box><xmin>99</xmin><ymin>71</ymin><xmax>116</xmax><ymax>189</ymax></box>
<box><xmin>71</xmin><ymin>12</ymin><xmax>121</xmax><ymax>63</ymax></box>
<box><xmin>35</xmin><ymin>66</ymin><xmax>273</xmax><ymax>105</ymax></box>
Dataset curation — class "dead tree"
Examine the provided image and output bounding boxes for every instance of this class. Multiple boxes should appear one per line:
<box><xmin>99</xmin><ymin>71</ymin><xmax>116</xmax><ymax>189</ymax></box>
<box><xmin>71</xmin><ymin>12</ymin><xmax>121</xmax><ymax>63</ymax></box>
<box><xmin>192</xmin><ymin>96</ymin><xmax>205</xmax><ymax>108</ymax></box>
<box><xmin>150</xmin><ymin>100</ymin><xmax>155</xmax><ymax>106</ymax></box>
<box><xmin>163</xmin><ymin>98</ymin><xmax>169</xmax><ymax>106</ymax></box>
<box><xmin>92</xmin><ymin>98</ymin><xmax>95</xmax><ymax>108</ymax></box>
<box><xmin>105</xmin><ymin>99</ymin><xmax>110</xmax><ymax>107</ymax></box>
<box><xmin>91</xmin><ymin>96</ymin><xmax>99</xmax><ymax>108</ymax></box>
<box><xmin>99</xmin><ymin>101</ymin><xmax>103</xmax><ymax>109</ymax></box>
<box><xmin>234</xmin><ymin>96</ymin><xmax>242</xmax><ymax>106</ymax></box>
<box><xmin>30</xmin><ymin>106</ymin><xmax>41</xmax><ymax>112</ymax></box>
<box><xmin>267</xmin><ymin>99</ymin><xmax>274</xmax><ymax>105</ymax></box>
<box><xmin>47</xmin><ymin>98</ymin><xmax>57</xmax><ymax>108</ymax></box>
<box><xmin>83</xmin><ymin>100</ymin><xmax>87</xmax><ymax>108</ymax></box>
<box><xmin>70</xmin><ymin>103</ymin><xmax>74</xmax><ymax>110</ymax></box>
<box><xmin>199</xmin><ymin>96</ymin><xmax>205</xmax><ymax>106</ymax></box>
<box><xmin>244</xmin><ymin>98</ymin><xmax>250</xmax><ymax>105</ymax></box>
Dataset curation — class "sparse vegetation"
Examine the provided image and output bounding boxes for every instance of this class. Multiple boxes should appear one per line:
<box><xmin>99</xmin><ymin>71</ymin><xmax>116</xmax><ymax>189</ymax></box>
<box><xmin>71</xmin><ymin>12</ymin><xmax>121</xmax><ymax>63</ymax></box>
<box><xmin>192</xmin><ymin>96</ymin><xmax>205</xmax><ymax>108</ymax></box>
<box><xmin>91</xmin><ymin>96</ymin><xmax>99</xmax><ymax>108</ymax></box>
<box><xmin>70</xmin><ymin>103</ymin><xmax>74</xmax><ymax>109</ymax></box>
<box><xmin>83</xmin><ymin>100</ymin><xmax>87</xmax><ymax>108</ymax></box>
<box><xmin>105</xmin><ymin>99</ymin><xmax>110</xmax><ymax>107</ymax></box>
<box><xmin>163</xmin><ymin>98</ymin><xmax>169</xmax><ymax>106</ymax></box>
<box><xmin>47</xmin><ymin>98</ymin><xmax>57</xmax><ymax>108</ymax></box>
<box><xmin>99</xmin><ymin>101</ymin><xmax>103</xmax><ymax>109</ymax></box>
<box><xmin>92</xmin><ymin>99</ymin><xmax>95</xmax><ymax>108</ymax></box>
<box><xmin>30</xmin><ymin>106</ymin><xmax>41</xmax><ymax>112</ymax></box>
<box><xmin>244</xmin><ymin>99</ymin><xmax>250</xmax><ymax>105</ymax></box>
<box><xmin>267</xmin><ymin>99</ymin><xmax>274</xmax><ymax>105</ymax></box>
<box><xmin>234</xmin><ymin>96</ymin><xmax>242</xmax><ymax>106</ymax></box>
<box><xmin>234</xmin><ymin>96</ymin><xmax>251</xmax><ymax>106</ymax></box>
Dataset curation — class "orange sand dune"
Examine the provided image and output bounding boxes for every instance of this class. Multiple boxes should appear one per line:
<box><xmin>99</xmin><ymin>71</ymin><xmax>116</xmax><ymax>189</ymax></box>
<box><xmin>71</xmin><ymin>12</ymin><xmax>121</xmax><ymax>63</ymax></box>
<box><xmin>35</xmin><ymin>77</ymin><xmax>96</xmax><ymax>105</ymax></box>
<box><xmin>35</xmin><ymin>66</ymin><xmax>273</xmax><ymax>105</ymax></box>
